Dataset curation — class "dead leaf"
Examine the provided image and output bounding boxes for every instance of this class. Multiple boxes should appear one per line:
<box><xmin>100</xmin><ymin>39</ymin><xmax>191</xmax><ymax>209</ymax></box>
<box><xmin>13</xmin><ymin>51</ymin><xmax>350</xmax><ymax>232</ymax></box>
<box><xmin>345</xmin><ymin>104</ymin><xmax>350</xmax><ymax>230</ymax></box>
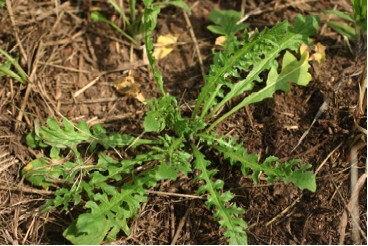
<box><xmin>215</xmin><ymin>36</ymin><xmax>227</xmax><ymax>46</ymax></box>
<box><xmin>113</xmin><ymin>75</ymin><xmax>146</xmax><ymax>104</ymax></box>
<box><xmin>300</xmin><ymin>42</ymin><xmax>326</xmax><ymax>64</ymax></box>
<box><xmin>312</xmin><ymin>43</ymin><xmax>326</xmax><ymax>63</ymax></box>
<box><xmin>153</xmin><ymin>34</ymin><xmax>179</xmax><ymax>60</ymax></box>
<box><xmin>136</xmin><ymin>93</ymin><xmax>146</xmax><ymax>104</ymax></box>
<box><xmin>300</xmin><ymin>43</ymin><xmax>310</xmax><ymax>59</ymax></box>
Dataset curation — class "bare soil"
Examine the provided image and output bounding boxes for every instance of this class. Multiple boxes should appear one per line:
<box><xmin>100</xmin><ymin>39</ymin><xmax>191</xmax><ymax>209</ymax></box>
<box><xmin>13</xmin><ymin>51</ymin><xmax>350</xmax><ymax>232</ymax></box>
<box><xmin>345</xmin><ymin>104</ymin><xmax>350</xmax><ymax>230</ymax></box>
<box><xmin>0</xmin><ymin>0</ymin><xmax>366</xmax><ymax>244</ymax></box>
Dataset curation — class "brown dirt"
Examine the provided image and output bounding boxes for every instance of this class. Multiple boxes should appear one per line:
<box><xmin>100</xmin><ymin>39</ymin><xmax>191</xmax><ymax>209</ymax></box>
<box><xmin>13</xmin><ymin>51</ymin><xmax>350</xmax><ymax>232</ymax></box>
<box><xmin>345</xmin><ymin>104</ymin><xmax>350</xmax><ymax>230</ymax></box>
<box><xmin>0</xmin><ymin>0</ymin><xmax>366</xmax><ymax>244</ymax></box>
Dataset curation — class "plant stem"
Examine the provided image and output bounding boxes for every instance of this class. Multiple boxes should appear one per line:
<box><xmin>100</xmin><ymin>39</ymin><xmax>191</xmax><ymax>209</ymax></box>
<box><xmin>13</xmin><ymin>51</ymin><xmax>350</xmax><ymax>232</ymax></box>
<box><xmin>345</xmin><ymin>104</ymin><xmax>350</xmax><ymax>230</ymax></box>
<box><xmin>0</xmin><ymin>48</ymin><xmax>28</xmax><ymax>83</ymax></box>
<box><xmin>130</xmin><ymin>0</ymin><xmax>136</xmax><ymax>24</ymax></box>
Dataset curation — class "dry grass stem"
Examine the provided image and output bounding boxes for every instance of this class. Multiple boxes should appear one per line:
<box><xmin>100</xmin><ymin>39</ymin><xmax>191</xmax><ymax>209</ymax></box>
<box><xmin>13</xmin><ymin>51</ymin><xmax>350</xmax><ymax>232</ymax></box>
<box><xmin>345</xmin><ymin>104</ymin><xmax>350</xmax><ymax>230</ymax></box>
<box><xmin>171</xmin><ymin>201</ymin><xmax>194</xmax><ymax>245</ymax></box>
<box><xmin>182</xmin><ymin>9</ymin><xmax>205</xmax><ymax>79</ymax></box>
<box><xmin>73</xmin><ymin>76</ymin><xmax>100</xmax><ymax>98</ymax></box>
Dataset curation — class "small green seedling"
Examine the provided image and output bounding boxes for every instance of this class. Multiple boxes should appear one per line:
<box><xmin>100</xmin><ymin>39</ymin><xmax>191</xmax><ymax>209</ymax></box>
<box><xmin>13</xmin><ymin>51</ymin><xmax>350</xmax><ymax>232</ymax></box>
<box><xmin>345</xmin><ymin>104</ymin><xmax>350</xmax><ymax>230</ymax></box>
<box><xmin>23</xmin><ymin>0</ymin><xmax>319</xmax><ymax>244</ymax></box>
<box><xmin>325</xmin><ymin>9</ymin><xmax>357</xmax><ymax>40</ymax></box>
<box><xmin>0</xmin><ymin>48</ymin><xmax>28</xmax><ymax>84</ymax></box>
<box><xmin>324</xmin><ymin>0</ymin><xmax>366</xmax><ymax>52</ymax></box>
<box><xmin>91</xmin><ymin>0</ymin><xmax>190</xmax><ymax>45</ymax></box>
<box><xmin>351</xmin><ymin>0</ymin><xmax>367</xmax><ymax>33</ymax></box>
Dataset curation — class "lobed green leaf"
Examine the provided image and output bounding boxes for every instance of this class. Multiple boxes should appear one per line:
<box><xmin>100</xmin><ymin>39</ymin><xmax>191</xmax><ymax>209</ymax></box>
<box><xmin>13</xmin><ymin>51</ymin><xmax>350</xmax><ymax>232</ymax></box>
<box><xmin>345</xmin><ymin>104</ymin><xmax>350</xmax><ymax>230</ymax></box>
<box><xmin>192</xmin><ymin>145</ymin><xmax>248</xmax><ymax>245</ymax></box>
<box><xmin>64</xmin><ymin>185</ymin><xmax>146</xmax><ymax>244</ymax></box>
<box><xmin>207</xmin><ymin>43</ymin><xmax>314</xmax><ymax>131</ymax></box>
<box><xmin>207</xmin><ymin>9</ymin><xmax>248</xmax><ymax>38</ymax></box>
<box><xmin>192</xmin><ymin>15</ymin><xmax>319</xmax><ymax>128</ymax></box>
<box><xmin>205</xmin><ymin>134</ymin><xmax>316</xmax><ymax>192</ymax></box>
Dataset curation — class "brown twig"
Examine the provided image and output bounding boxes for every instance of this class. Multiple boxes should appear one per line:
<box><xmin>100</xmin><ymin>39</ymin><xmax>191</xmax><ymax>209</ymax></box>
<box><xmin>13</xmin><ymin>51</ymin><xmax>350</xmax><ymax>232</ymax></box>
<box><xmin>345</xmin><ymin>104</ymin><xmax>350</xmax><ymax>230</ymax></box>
<box><xmin>0</xmin><ymin>157</ymin><xmax>19</xmax><ymax>173</ymax></box>
<box><xmin>315</xmin><ymin>142</ymin><xmax>343</xmax><ymax>175</ymax></box>
<box><xmin>3</xmin><ymin>228</ymin><xmax>18</xmax><ymax>245</ymax></box>
<box><xmin>72</xmin><ymin>76</ymin><xmax>100</xmax><ymax>98</ymax></box>
<box><xmin>291</xmin><ymin>99</ymin><xmax>330</xmax><ymax>152</ymax></box>
<box><xmin>5</xmin><ymin>0</ymin><xmax>27</xmax><ymax>63</ymax></box>
<box><xmin>15</xmin><ymin>83</ymin><xmax>32</xmax><ymax>130</ymax></box>
<box><xmin>146</xmin><ymin>190</ymin><xmax>203</xmax><ymax>200</ymax></box>
<box><xmin>170</xmin><ymin>204</ymin><xmax>175</xmax><ymax>239</ymax></box>
<box><xmin>279</xmin><ymin>136</ymin><xmax>331</xmax><ymax>163</ymax></box>
<box><xmin>0</xmin><ymin>185</ymin><xmax>53</xmax><ymax>196</ymax></box>
<box><xmin>338</xmin><ymin>173</ymin><xmax>367</xmax><ymax>244</ymax></box>
<box><xmin>349</xmin><ymin>141</ymin><xmax>366</xmax><ymax>244</ymax></box>
<box><xmin>237</xmin><ymin>0</ymin><xmax>319</xmax><ymax>24</ymax></box>
<box><xmin>182</xmin><ymin>9</ymin><xmax>205</xmax><ymax>79</ymax></box>
<box><xmin>265</xmin><ymin>196</ymin><xmax>302</xmax><ymax>227</ymax></box>
<box><xmin>38</xmin><ymin>62</ymin><xmax>91</xmax><ymax>73</ymax></box>
<box><xmin>171</xmin><ymin>201</ymin><xmax>194</xmax><ymax>245</ymax></box>
<box><xmin>61</xmin><ymin>97</ymin><xmax>119</xmax><ymax>105</ymax></box>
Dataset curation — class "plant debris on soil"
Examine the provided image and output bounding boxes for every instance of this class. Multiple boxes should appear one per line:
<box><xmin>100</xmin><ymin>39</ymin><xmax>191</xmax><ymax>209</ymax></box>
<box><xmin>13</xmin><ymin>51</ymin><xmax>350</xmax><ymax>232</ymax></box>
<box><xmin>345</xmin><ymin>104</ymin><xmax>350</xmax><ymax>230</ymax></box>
<box><xmin>0</xmin><ymin>0</ymin><xmax>366</xmax><ymax>244</ymax></box>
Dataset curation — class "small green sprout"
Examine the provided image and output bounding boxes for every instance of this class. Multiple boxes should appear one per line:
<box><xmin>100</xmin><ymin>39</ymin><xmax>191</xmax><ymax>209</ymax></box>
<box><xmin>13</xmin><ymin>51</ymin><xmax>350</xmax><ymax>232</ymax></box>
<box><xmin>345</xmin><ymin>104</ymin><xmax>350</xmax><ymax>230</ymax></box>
<box><xmin>91</xmin><ymin>0</ymin><xmax>190</xmax><ymax>45</ymax></box>
<box><xmin>0</xmin><ymin>48</ymin><xmax>28</xmax><ymax>84</ymax></box>
<box><xmin>324</xmin><ymin>0</ymin><xmax>366</xmax><ymax>53</ymax></box>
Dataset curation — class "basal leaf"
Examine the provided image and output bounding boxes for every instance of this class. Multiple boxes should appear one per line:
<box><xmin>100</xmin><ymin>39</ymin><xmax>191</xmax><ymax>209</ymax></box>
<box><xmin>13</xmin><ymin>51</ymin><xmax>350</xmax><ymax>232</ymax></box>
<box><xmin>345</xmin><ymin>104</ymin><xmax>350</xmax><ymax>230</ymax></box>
<box><xmin>24</xmin><ymin>8</ymin><xmax>320</xmax><ymax>245</ymax></box>
<box><xmin>193</xmin><ymin>15</ymin><xmax>319</xmax><ymax>130</ymax></box>
<box><xmin>97</xmin><ymin>153</ymin><xmax>119</xmax><ymax>168</ymax></box>
<box><xmin>63</xmin><ymin>202</ymin><xmax>111</xmax><ymax>245</ymax></box>
<box><xmin>36</xmin><ymin>118</ymin><xmax>93</xmax><ymax>148</ymax></box>
<box><xmin>143</xmin><ymin>95</ymin><xmax>189</xmax><ymax>135</ymax></box>
<box><xmin>192</xmin><ymin>145</ymin><xmax>248</xmax><ymax>245</ymax></box>
<box><xmin>284</xmin><ymin>165</ymin><xmax>316</xmax><ymax>192</ymax></box>
<box><xmin>292</xmin><ymin>14</ymin><xmax>319</xmax><ymax>39</ymax></box>
<box><xmin>207</xmin><ymin>9</ymin><xmax>248</xmax><ymax>38</ymax></box>
<box><xmin>208</xmin><ymin>44</ymin><xmax>313</xmax><ymax>131</ymax></box>
<box><xmin>248</xmin><ymin>46</ymin><xmax>312</xmax><ymax>102</ymax></box>
<box><xmin>155</xmin><ymin>162</ymin><xmax>178</xmax><ymax>180</ymax></box>
<box><xmin>50</xmin><ymin>147</ymin><xmax>61</xmax><ymax>159</ymax></box>
<box><xmin>144</xmin><ymin>110</ymin><xmax>165</xmax><ymax>132</ymax></box>
<box><xmin>22</xmin><ymin>158</ymin><xmax>54</xmax><ymax>188</ymax></box>
<box><xmin>172</xmin><ymin>151</ymin><xmax>192</xmax><ymax>175</ymax></box>
<box><xmin>207</xmin><ymin>134</ymin><xmax>317</xmax><ymax>192</ymax></box>
<box><xmin>46</xmin><ymin>186</ymin><xmax>82</xmax><ymax>212</ymax></box>
<box><xmin>25</xmin><ymin>130</ymin><xmax>45</xmax><ymax>148</ymax></box>
<box><xmin>64</xmin><ymin>183</ymin><xmax>148</xmax><ymax>245</ymax></box>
